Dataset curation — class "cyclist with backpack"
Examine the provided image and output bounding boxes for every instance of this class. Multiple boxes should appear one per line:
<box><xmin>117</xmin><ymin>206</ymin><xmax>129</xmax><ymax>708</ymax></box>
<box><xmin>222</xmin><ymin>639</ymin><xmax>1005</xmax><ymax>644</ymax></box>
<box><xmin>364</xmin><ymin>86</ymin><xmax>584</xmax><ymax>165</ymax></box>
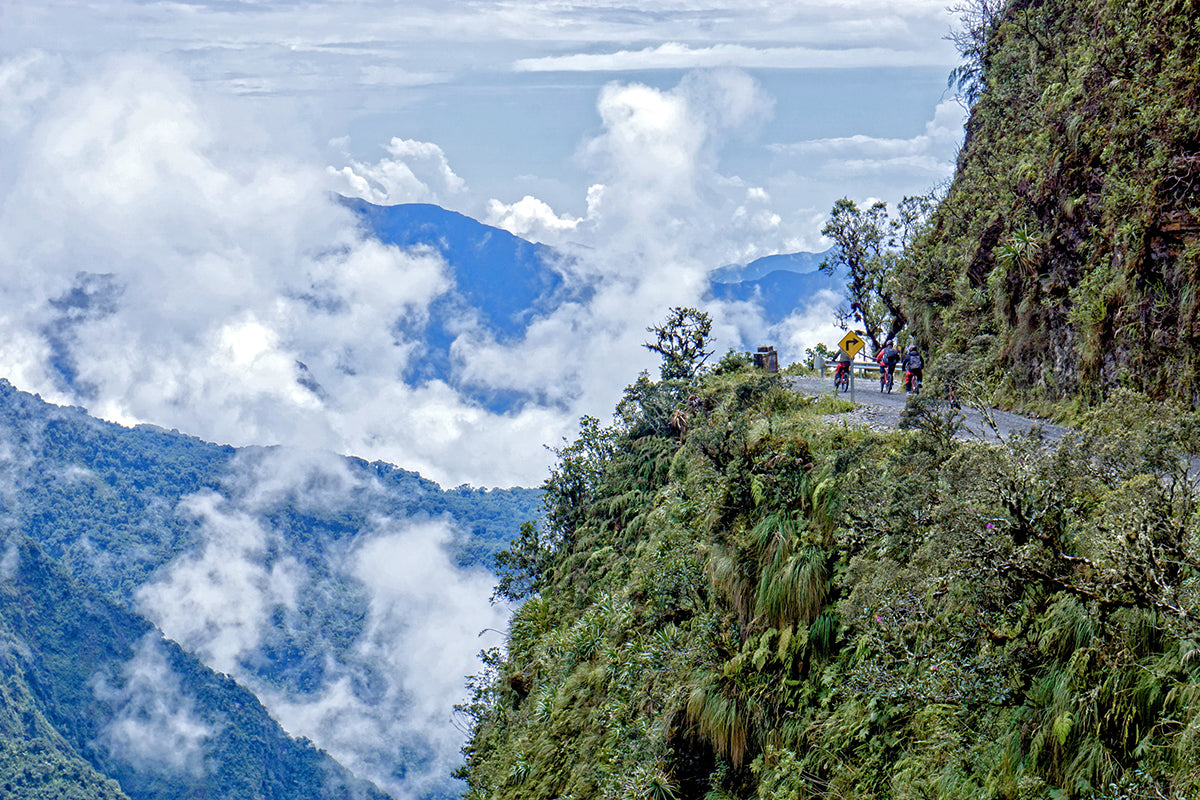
<box><xmin>876</xmin><ymin>340</ymin><xmax>900</xmax><ymax>393</ymax></box>
<box><xmin>902</xmin><ymin>344</ymin><xmax>924</xmax><ymax>393</ymax></box>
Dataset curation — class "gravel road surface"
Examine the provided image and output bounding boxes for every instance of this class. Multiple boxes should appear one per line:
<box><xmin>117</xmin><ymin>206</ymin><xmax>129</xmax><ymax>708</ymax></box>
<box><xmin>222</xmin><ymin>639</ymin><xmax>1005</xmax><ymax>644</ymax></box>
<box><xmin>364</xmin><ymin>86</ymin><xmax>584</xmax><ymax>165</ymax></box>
<box><xmin>788</xmin><ymin>374</ymin><xmax>1071</xmax><ymax>443</ymax></box>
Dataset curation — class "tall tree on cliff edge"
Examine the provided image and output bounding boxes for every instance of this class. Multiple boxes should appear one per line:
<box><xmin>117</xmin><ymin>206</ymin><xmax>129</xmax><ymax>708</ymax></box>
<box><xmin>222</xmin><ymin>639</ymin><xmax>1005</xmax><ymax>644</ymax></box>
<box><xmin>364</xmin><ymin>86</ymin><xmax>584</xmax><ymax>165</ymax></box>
<box><xmin>820</xmin><ymin>195</ymin><xmax>934</xmax><ymax>353</ymax></box>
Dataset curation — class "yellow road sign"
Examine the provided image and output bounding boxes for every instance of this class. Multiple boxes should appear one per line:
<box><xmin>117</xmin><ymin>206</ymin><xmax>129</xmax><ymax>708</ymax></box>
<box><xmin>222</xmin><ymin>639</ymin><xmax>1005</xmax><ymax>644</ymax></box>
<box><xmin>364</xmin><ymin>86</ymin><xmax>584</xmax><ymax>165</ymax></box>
<box><xmin>838</xmin><ymin>330</ymin><xmax>866</xmax><ymax>359</ymax></box>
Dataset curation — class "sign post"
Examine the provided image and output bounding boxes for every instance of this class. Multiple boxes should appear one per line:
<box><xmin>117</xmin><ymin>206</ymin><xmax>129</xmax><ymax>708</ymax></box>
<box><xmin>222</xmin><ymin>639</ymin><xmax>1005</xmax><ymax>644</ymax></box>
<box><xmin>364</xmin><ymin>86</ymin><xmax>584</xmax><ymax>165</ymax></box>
<box><xmin>837</xmin><ymin>331</ymin><xmax>866</xmax><ymax>404</ymax></box>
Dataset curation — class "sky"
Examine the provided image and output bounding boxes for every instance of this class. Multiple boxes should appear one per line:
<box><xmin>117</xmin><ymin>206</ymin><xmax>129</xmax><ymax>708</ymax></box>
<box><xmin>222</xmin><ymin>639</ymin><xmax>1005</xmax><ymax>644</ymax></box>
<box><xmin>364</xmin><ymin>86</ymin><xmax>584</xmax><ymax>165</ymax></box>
<box><xmin>0</xmin><ymin>2</ymin><xmax>970</xmax><ymax>796</ymax></box>
<box><xmin>0</xmin><ymin>0</ymin><xmax>968</xmax><ymax>489</ymax></box>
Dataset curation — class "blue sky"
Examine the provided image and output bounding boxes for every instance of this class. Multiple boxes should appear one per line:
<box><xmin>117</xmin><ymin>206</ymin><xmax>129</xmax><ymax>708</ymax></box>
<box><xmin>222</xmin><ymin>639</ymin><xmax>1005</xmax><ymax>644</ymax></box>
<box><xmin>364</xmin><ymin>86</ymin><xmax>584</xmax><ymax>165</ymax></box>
<box><xmin>0</xmin><ymin>0</ymin><xmax>968</xmax><ymax>488</ymax></box>
<box><xmin>3</xmin><ymin>0</ymin><xmax>964</xmax><ymax>234</ymax></box>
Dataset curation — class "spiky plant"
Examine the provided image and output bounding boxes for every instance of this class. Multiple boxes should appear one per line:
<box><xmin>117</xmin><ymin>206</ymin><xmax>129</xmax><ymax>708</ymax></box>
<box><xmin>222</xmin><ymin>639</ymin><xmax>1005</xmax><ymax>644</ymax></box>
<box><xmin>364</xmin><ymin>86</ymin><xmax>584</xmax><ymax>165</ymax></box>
<box><xmin>685</xmin><ymin>671</ymin><xmax>766</xmax><ymax>767</ymax></box>
<box><xmin>754</xmin><ymin>544</ymin><xmax>828</xmax><ymax>629</ymax></box>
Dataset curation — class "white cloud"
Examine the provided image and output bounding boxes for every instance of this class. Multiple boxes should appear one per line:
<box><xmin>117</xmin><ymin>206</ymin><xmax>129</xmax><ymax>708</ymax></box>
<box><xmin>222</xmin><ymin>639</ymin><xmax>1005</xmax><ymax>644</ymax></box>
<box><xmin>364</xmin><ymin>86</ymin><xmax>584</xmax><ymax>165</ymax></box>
<box><xmin>137</xmin><ymin>491</ymin><xmax>306</xmax><ymax>673</ymax></box>
<box><xmin>357</xmin><ymin>65</ymin><xmax>450</xmax><ymax>88</ymax></box>
<box><xmin>485</xmin><ymin>196</ymin><xmax>581</xmax><ymax>242</ymax></box>
<box><xmin>330</xmin><ymin>137</ymin><xmax>466</xmax><ymax>205</ymax></box>
<box><xmin>0</xmin><ymin>539</ymin><xmax>18</xmax><ymax>580</ymax></box>
<box><xmin>0</xmin><ymin>51</ymin><xmax>61</xmax><ymax>136</ymax></box>
<box><xmin>275</xmin><ymin>518</ymin><xmax>509</xmax><ymax>800</ymax></box>
<box><xmin>769</xmin><ymin>98</ymin><xmax>966</xmax><ymax>178</ymax></box>
<box><xmin>128</xmin><ymin>450</ymin><xmax>514</xmax><ymax>798</ymax></box>
<box><xmin>0</xmin><ymin>46</ymin><xmax>949</xmax><ymax>494</ymax></box>
<box><xmin>774</xmin><ymin>288</ymin><xmax>846</xmax><ymax>357</ymax></box>
<box><xmin>0</xmin><ymin>56</ymin><xmax>580</xmax><ymax>486</ymax></box>
<box><xmin>92</xmin><ymin>634</ymin><xmax>214</xmax><ymax>778</ymax></box>
<box><xmin>513</xmin><ymin>41</ymin><xmax>957</xmax><ymax>72</ymax></box>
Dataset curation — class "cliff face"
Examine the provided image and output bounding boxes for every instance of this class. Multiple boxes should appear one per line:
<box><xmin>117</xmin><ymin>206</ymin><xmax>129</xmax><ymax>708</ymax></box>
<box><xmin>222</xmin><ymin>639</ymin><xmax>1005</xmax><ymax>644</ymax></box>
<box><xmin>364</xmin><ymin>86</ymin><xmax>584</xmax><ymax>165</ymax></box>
<box><xmin>904</xmin><ymin>0</ymin><xmax>1200</xmax><ymax>408</ymax></box>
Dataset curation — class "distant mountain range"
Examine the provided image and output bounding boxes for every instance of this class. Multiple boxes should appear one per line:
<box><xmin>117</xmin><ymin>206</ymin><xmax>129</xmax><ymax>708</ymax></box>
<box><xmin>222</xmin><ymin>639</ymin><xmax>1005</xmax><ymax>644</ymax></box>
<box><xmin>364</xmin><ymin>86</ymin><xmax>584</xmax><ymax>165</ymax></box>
<box><xmin>706</xmin><ymin>266</ymin><xmax>843</xmax><ymax>323</ymax></box>
<box><xmin>342</xmin><ymin>198</ymin><xmax>843</xmax><ymax>412</ymax></box>
<box><xmin>0</xmin><ymin>201</ymin><xmax>845</xmax><ymax>799</ymax></box>
<box><xmin>707</xmin><ymin>248</ymin><xmax>833</xmax><ymax>284</ymax></box>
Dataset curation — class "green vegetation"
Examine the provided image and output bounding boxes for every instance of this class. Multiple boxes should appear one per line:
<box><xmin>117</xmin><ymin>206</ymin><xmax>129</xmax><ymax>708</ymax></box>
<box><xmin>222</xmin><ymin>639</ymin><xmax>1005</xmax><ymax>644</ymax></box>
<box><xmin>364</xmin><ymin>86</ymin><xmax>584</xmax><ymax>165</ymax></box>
<box><xmin>0</xmin><ymin>378</ymin><xmax>541</xmax><ymax>799</ymax></box>
<box><xmin>899</xmin><ymin>0</ymin><xmax>1200</xmax><ymax>413</ymax></box>
<box><xmin>0</xmin><ymin>739</ymin><xmax>129</xmax><ymax>800</ymax></box>
<box><xmin>460</xmin><ymin>357</ymin><xmax>1200</xmax><ymax>798</ymax></box>
<box><xmin>644</xmin><ymin>306</ymin><xmax>716</xmax><ymax>381</ymax></box>
<box><xmin>0</xmin><ymin>379</ymin><xmax>539</xmax><ymax>602</ymax></box>
<box><xmin>820</xmin><ymin>195</ymin><xmax>934</xmax><ymax>352</ymax></box>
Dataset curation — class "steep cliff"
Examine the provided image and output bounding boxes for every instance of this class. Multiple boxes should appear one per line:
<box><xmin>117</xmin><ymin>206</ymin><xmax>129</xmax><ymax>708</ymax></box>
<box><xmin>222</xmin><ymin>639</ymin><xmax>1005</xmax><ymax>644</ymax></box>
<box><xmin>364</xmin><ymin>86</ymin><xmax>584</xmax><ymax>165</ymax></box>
<box><xmin>902</xmin><ymin>0</ymin><xmax>1200</xmax><ymax>409</ymax></box>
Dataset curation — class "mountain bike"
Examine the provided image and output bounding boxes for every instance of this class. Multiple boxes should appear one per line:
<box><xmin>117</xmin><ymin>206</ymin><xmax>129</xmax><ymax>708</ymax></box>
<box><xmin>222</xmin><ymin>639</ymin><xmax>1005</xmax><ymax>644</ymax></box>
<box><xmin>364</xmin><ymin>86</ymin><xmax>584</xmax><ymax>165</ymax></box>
<box><xmin>879</xmin><ymin>364</ymin><xmax>894</xmax><ymax>393</ymax></box>
<box><xmin>833</xmin><ymin>363</ymin><xmax>850</xmax><ymax>393</ymax></box>
<box><xmin>905</xmin><ymin>369</ymin><xmax>922</xmax><ymax>394</ymax></box>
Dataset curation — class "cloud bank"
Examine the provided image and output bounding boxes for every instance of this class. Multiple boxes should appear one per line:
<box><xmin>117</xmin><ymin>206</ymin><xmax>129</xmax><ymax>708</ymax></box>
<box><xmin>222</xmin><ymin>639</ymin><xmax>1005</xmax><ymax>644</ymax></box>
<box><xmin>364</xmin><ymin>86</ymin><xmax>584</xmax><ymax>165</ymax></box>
<box><xmin>769</xmin><ymin>98</ymin><xmax>967</xmax><ymax>181</ymax></box>
<box><xmin>0</xmin><ymin>54</ymin><xmax>898</xmax><ymax>488</ymax></box>
<box><xmin>92</xmin><ymin>635</ymin><xmax>214</xmax><ymax>778</ymax></box>
<box><xmin>136</xmin><ymin>448</ymin><xmax>511</xmax><ymax>799</ymax></box>
<box><xmin>513</xmin><ymin>41</ymin><xmax>957</xmax><ymax>72</ymax></box>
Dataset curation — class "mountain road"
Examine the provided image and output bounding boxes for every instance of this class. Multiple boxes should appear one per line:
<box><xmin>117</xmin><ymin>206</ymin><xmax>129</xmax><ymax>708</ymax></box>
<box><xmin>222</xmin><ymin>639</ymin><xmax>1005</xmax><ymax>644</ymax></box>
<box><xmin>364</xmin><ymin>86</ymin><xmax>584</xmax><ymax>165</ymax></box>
<box><xmin>788</xmin><ymin>374</ymin><xmax>1072</xmax><ymax>444</ymax></box>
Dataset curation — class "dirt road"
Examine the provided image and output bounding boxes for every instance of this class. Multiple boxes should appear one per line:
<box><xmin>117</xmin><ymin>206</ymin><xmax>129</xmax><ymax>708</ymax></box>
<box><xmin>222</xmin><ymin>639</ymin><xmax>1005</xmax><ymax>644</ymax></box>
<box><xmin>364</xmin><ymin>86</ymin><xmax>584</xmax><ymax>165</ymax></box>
<box><xmin>788</xmin><ymin>374</ymin><xmax>1071</xmax><ymax>443</ymax></box>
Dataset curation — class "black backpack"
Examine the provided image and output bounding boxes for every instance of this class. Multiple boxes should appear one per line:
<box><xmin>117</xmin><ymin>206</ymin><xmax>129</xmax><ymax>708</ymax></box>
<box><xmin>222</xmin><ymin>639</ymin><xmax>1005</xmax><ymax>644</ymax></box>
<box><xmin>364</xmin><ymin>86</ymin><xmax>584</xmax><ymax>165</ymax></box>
<box><xmin>908</xmin><ymin>351</ymin><xmax>923</xmax><ymax>369</ymax></box>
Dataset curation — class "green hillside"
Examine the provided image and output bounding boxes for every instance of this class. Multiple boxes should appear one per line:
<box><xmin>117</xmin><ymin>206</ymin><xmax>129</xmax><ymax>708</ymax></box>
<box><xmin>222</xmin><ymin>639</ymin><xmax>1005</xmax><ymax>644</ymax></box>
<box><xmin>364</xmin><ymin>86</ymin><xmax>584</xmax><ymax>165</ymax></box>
<box><xmin>901</xmin><ymin>0</ymin><xmax>1200</xmax><ymax>412</ymax></box>
<box><xmin>0</xmin><ymin>378</ymin><xmax>541</xmax><ymax>798</ymax></box>
<box><xmin>0</xmin><ymin>535</ymin><xmax>388</xmax><ymax>800</ymax></box>
<box><xmin>459</xmin><ymin>361</ymin><xmax>1200</xmax><ymax>799</ymax></box>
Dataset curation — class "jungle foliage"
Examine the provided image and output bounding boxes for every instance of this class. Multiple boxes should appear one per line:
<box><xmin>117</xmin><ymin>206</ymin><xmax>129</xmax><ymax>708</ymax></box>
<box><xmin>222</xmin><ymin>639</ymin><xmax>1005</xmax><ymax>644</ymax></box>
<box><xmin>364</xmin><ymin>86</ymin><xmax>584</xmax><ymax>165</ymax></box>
<box><xmin>462</xmin><ymin>2</ymin><xmax>1200</xmax><ymax>796</ymax></box>
<box><xmin>903</xmin><ymin>0</ymin><xmax>1200</xmax><ymax>413</ymax></box>
<box><xmin>461</xmin><ymin>356</ymin><xmax>1200</xmax><ymax>799</ymax></box>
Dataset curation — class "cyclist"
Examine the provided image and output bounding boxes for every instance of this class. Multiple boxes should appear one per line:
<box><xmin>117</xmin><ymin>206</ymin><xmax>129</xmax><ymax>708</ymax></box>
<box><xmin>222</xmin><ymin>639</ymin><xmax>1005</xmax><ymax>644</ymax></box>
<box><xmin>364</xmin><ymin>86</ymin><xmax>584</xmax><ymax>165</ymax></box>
<box><xmin>876</xmin><ymin>340</ymin><xmax>900</xmax><ymax>392</ymax></box>
<box><xmin>833</xmin><ymin>348</ymin><xmax>852</xmax><ymax>391</ymax></box>
<box><xmin>902</xmin><ymin>344</ymin><xmax>924</xmax><ymax>393</ymax></box>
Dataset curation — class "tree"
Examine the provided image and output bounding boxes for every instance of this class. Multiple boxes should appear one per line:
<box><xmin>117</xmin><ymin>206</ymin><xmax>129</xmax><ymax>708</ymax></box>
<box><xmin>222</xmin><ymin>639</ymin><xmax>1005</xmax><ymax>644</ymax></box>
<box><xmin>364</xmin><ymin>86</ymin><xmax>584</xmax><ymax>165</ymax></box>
<box><xmin>820</xmin><ymin>196</ymin><xmax>932</xmax><ymax>354</ymax></box>
<box><xmin>803</xmin><ymin>342</ymin><xmax>835</xmax><ymax>367</ymax></box>
<box><xmin>643</xmin><ymin>306</ymin><xmax>714</xmax><ymax>381</ymax></box>
<box><xmin>492</xmin><ymin>521</ymin><xmax>550</xmax><ymax>602</ymax></box>
<box><xmin>946</xmin><ymin>0</ymin><xmax>1006</xmax><ymax>106</ymax></box>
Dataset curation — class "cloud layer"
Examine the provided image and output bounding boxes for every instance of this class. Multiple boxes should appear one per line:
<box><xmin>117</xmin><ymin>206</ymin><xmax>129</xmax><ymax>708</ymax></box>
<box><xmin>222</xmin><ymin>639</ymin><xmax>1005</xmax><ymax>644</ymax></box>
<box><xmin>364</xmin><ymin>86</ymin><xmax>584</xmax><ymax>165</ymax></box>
<box><xmin>135</xmin><ymin>447</ymin><xmax>512</xmax><ymax>799</ymax></box>
<box><xmin>92</xmin><ymin>635</ymin><xmax>214</xmax><ymax>778</ymax></box>
<box><xmin>4</xmin><ymin>2</ymin><xmax>957</xmax><ymax>102</ymax></box>
<box><xmin>0</xmin><ymin>53</ymin><xmax>924</xmax><ymax>488</ymax></box>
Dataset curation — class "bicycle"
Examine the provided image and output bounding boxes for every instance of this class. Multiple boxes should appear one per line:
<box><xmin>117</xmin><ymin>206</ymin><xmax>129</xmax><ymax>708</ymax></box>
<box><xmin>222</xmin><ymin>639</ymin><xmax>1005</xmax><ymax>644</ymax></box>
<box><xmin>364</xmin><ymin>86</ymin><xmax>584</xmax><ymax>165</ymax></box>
<box><xmin>879</xmin><ymin>364</ymin><xmax>894</xmax><ymax>393</ymax></box>
<box><xmin>833</xmin><ymin>363</ymin><xmax>850</xmax><ymax>393</ymax></box>
<box><xmin>904</xmin><ymin>369</ymin><xmax>922</xmax><ymax>394</ymax></box>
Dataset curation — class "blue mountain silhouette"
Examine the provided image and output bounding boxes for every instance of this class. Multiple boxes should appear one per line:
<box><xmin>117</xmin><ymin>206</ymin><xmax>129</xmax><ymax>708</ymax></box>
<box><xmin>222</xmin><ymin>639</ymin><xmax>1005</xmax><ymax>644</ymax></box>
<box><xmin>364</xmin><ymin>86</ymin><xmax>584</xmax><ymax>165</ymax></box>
<box><xmin>705</xmin><ymin>268</ymin><xmax>843</xmax><ymax>322</ymax></box>
<box><xmin>709</xmin><ymin>249</ymin><xmax>834</xmax><ymax>283</ymax></box>
<box><xmin>343</xmin><ymin>198</ymin><xmax>842</xmax><ymax>411</ymax></box>
<box><xmin>340</xmin><ymin>198</ymin><xmax>582</xmax><ymax>395</ymax></box>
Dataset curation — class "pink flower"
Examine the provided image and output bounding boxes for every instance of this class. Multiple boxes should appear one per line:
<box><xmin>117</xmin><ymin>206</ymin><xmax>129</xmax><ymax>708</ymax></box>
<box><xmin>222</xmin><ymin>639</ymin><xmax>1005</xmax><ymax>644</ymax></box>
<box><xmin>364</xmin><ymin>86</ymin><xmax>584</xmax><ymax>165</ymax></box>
<box><xmin>985</xmin><ymin>523</ymin><xmax>995</xmax><ymax>530</ymax></box>
<box><xmin>875</xmin><ymin>615</ymin><xmax>883</xmax><ymax>623</ymax></box>
<box><xmin>931</xmin><ymin>665</ymin><xmax>938</xmax><ymax>671</ymax></box>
